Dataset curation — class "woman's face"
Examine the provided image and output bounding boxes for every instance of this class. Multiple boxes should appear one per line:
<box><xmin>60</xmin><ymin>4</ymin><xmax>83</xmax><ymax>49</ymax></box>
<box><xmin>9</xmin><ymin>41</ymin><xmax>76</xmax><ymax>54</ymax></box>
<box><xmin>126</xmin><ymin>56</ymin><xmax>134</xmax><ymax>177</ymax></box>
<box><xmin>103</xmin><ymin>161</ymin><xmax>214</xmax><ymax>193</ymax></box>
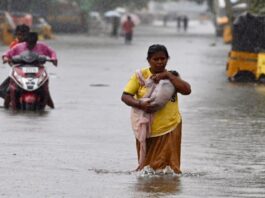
<box><xmin>148</xmin><ymin>51</ymin><xmax>168</xmax><ymax>74</ymax></box>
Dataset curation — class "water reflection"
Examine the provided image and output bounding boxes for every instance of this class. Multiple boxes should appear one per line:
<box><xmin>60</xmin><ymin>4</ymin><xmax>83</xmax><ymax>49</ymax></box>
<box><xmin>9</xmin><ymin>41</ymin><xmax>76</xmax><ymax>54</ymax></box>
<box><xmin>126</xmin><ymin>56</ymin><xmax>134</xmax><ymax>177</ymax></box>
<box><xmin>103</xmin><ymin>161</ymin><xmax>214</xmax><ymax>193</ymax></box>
<box><xmin>0</xmin><ymin>107</ymin><xmax>51</xmax><ymax>117</ymax></box>
<box><xmin>255</xmin><ymin>84</ymin><xmax>265</xmax><ymax>96</ymax></box>
<box><xmin>134</xmin><ymin>175</ymin><xmax>182</xmax><ymax>195</ymax></box>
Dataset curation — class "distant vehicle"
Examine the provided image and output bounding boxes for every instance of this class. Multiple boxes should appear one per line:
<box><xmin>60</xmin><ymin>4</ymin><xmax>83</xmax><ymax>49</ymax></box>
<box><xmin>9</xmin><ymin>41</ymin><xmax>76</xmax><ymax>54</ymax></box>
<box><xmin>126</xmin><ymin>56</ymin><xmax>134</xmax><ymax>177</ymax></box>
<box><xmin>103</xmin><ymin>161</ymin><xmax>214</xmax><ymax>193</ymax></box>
<box><xmin>226</xmin><ymin>13</ymin><xmax>265</xmax><ymax>83</ymax></box>
<box><xmin>46</xmin><ymin>1</ymin><xmax>85</xmax><ymax>32</ymax></box>
<box><xmin>0</xmin><ymin>11</ymin><xmax>14</xmax><ymax>45</ymax></box>
<box><xmin>214</xmin><ymin>0</ymin><xmax>247</xmax><ymax>37</ymax></box>
<box><xmin>32</xmin><ymin>15</ymin><xmax>53</xmax><ymax>39</ymax></box>
<box><xmin>10</xmin><ymin>11</ymin><xmax>32</xmax><ymax>26</ymax></box>
<box><xmin>0</xmin><ymin>11</ymin><xmax>53</xmax><ymax>45</ymax></box>
<box><xmin>88</xmin><ymin>11</ymin><xmax>105</xmax><ymax>35</ymax></box>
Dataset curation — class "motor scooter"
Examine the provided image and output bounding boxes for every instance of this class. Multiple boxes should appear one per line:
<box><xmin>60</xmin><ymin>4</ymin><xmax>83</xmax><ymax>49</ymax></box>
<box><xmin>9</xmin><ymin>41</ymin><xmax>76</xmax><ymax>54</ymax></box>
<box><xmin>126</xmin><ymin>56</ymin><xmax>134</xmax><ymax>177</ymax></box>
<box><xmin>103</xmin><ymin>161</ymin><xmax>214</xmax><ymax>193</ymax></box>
<box><xmin>5</xmin><ymin>51</ymin><xmax>54</xmax><ymax>110</ymax></box>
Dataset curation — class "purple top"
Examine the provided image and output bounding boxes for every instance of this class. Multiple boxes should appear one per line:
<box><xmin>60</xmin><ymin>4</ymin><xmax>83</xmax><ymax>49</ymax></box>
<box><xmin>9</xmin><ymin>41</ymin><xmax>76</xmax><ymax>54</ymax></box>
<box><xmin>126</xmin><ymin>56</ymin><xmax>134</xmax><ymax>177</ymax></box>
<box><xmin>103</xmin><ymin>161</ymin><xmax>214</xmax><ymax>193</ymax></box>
<box><xmin>3</xmin><ymin>41</ymin><xmax>57</xmax><ymax>60</ymax></box>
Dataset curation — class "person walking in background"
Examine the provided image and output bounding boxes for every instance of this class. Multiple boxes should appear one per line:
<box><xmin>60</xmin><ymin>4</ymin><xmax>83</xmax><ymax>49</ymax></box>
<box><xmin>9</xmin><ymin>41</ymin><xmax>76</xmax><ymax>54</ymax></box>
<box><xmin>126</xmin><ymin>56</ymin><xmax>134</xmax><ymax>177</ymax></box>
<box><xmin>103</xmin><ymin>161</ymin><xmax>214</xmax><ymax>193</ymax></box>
<box><xmin>122</xmin><ymin>16</ymin><xmax>135</xmax><ymax>44</ymax></box>
<box><xmin>183</xmin><ymin>15</ymin><xmax>189</xmax><ymax>32</ymax></box>
<box><xmin>176</xmin><ymin>15</ymin><xmax>182</xmax><ymax>32</ymax></box>
<box><xmin>163</xmin><ymin>14</ymin><xmax>168</xmax><ymax>27</ymax></box>
<box><xmin>111</xmin><ymin>16</ymin><xmax>120</xmax><ymax>37</ymax></box>
<box><xmin>121</xmin><ymin>44</ymin><xmax>191</xmax><ymax>174</ymax></box>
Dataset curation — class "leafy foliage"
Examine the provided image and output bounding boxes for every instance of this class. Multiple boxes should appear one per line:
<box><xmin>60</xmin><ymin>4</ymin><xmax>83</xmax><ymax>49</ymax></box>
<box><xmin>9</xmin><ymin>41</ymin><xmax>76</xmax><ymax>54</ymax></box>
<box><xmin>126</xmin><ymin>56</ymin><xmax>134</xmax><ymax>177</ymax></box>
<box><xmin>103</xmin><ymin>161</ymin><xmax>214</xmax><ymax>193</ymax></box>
<box><xmin>75</xmin><ymin>0</ymin><xmax>207</xmax><ymax>12</ymax></box>
<box><xmin>73</xmin><ymin>0</ymin><xmax>148</xmax><ymax>12</ymax></box>
<box><xmin>248</xmin><ymin>0</ymin><xmax>265</xmax><ymax>15</ymax></box>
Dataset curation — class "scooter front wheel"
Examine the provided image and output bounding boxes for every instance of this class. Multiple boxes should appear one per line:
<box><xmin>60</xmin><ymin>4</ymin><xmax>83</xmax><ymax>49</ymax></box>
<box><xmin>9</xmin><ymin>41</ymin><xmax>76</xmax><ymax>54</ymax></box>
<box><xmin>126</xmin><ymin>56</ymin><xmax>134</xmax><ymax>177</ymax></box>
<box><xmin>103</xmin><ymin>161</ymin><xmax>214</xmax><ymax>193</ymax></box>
<box><xmin>24</xmin><ymin>103</ymin><xmax>36</xmax><ymax>111</ymax></box>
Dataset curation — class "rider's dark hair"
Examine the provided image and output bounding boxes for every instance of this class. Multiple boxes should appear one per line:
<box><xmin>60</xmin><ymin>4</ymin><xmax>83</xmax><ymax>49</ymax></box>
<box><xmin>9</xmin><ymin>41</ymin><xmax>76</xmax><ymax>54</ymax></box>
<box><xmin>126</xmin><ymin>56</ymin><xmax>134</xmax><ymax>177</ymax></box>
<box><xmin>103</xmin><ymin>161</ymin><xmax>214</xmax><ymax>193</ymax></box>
<box><xmin>26</xmin><ymin>32</ymin><xmax>38</xmax><ymax>44</ymax></box>
<box><xmin>26</xmin><ymin>32</ymin><xmax>39</xmax><ymax>50</ymax></box>
<box><xmin>147</xmin><ymin>44</ymin><xmax>170</xmax><ymax>60</ymax></box>
<box><xmin>15</xmin><ymin>24</ymin><xmax>30</xmax><ymax>35</ymax></box>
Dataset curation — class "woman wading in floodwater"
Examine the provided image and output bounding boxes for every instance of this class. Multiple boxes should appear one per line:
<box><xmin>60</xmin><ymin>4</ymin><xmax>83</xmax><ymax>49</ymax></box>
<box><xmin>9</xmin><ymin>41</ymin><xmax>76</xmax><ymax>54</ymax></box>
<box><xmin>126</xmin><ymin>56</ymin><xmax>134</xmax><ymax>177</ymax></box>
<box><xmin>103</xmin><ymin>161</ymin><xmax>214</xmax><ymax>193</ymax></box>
<box><xmin>121</xmin><ymin>44</ymin><xmax>191</xmax><ymax>174</ymax></box>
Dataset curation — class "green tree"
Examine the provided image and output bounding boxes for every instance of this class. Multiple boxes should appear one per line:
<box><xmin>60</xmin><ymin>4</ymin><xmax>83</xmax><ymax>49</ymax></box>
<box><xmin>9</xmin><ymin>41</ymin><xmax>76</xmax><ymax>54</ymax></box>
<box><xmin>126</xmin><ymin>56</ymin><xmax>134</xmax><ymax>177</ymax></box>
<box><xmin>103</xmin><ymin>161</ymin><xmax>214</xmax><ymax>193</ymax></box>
<box><xmin>247</xmin><ymin>0</ymin><xmax>265</xmax><ymax>15</ymax></box>
<box><xmin>74</xmin><ymin>0</ymin><xmax>95</xmax><ymax>12</ymax></box>
<box><xmin>70</xmin><ymin>0</ymin><xmax>148</xmax><ymax>12</ymax></box>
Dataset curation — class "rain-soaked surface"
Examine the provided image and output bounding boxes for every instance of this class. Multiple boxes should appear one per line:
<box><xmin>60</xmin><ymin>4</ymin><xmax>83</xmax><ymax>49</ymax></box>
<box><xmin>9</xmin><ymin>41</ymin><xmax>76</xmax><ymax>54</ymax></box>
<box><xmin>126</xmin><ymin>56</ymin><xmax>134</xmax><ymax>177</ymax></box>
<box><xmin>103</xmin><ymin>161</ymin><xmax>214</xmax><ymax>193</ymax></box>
<box><xmin>0</xmin><ymin>21</ymin><xmax>265</xmax><ymax>198</ymax></box>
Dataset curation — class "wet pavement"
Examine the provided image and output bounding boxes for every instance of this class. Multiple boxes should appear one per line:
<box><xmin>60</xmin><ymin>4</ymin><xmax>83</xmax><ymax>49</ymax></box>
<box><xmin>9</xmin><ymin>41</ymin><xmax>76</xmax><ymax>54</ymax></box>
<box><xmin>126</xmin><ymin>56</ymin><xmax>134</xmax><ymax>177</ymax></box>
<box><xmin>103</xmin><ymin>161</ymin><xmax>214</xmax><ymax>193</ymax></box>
<box><xmin>0</xmin><ymin>20</ymin><xmax>265</xmax><ymax>197</ymax></box>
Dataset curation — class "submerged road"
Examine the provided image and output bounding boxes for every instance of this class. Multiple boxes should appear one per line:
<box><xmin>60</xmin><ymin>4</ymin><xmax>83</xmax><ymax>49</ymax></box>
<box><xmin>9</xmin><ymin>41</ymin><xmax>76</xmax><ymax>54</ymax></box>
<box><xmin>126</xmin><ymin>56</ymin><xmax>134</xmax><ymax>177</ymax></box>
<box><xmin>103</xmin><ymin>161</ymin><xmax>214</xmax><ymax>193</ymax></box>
<box><xmin>0</xmin><ymin>21</ymin><xmax>265</xmax><ymax>197</ymax></box>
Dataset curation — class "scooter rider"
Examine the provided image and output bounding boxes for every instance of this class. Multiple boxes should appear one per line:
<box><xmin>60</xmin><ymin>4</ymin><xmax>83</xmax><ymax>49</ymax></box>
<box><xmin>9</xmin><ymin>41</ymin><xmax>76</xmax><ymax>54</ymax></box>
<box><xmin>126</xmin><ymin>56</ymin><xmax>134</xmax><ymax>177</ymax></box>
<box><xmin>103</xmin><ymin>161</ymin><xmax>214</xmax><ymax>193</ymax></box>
<box><xmin>2</xmin><ymin>32</ymin><xmax>58</xmax><ymax>110</ymax></box>
<box><xmin>0</xmin><ymin>24</ymin><xmax>30</xmax><ymax>107</ymax></box>
<box><xmin>10</xmin><ymin>24</ymin><xmax>30</xmax><ymax>48</ymax></box>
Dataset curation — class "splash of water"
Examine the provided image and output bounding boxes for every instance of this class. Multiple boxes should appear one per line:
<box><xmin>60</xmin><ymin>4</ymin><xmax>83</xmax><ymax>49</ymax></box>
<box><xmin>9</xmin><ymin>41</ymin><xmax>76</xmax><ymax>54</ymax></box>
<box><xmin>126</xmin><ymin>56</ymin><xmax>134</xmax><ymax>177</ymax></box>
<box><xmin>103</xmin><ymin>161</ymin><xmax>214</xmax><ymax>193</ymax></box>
<box><xmin>137</xmin><ymin>166</ymin><xmax>178</xmax><ymax>177</ymax></box>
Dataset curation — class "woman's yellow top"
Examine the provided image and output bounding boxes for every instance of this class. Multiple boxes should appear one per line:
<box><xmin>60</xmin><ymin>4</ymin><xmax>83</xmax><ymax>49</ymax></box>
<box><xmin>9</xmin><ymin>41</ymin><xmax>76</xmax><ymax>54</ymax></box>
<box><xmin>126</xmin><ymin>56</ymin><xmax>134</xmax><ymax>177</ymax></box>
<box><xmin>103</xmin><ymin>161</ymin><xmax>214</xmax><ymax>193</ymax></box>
<box><xmin>124</xmin><ymin>67</ymin><xmax>182</xmax><ymax>137</ymax></box>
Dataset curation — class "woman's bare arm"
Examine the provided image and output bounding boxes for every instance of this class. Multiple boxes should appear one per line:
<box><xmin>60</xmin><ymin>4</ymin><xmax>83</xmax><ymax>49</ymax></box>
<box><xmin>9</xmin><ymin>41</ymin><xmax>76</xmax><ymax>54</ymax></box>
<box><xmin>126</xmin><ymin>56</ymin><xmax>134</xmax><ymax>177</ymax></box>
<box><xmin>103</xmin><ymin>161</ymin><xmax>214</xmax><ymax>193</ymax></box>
<box><xmin>121</xmin><ymin>92</ymin><xmax>141</xmax><ymax>108</ymax></box>
<box><xmin>121</xmin><ymin>92</ymin><xmax>156</xmax><ymax>113</ymax></box>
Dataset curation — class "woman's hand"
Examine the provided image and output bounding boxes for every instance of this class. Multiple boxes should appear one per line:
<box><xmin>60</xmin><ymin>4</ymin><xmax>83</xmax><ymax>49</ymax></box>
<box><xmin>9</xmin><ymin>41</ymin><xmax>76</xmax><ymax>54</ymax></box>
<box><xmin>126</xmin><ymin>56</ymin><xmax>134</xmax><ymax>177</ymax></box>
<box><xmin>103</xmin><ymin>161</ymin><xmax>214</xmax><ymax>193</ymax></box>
<box><xmin>150</xmin><ymin>71</ymin><xmax>169</xmax><ymax>83</ymax></box>
<box><xmin>138</xmin><ymin>99</ymin><xmax>158</xmax><ymax>113</ymax></box>
<box><xmin>121</xmin><ymin>93</ymin><xmax>158</xmax><ymax>113</ymax></box>
<box><xmin>151</xmin><ymin>71</ymin><xmax>191</xmax><ymax>95</ymax></box>
<box><xmin>51</xmin><ymin>59</ymin><xmax>58</xmax><ymax>66</ymax></box>
<box><xmin>2</xmin><ymin>56</ymin><xmax>10</xmax><ymax>64</ymax></box>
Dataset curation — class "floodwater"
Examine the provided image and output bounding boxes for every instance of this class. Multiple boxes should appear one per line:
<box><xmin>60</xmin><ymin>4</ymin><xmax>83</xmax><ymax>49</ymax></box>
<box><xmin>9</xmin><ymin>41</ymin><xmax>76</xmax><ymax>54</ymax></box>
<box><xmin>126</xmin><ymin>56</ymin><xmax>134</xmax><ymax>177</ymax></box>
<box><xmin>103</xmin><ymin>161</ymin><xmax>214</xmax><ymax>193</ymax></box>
<box><xmin>0</xmin><ymin>21</ymin><xmax>265</xmax><ymax>198</ymax></box>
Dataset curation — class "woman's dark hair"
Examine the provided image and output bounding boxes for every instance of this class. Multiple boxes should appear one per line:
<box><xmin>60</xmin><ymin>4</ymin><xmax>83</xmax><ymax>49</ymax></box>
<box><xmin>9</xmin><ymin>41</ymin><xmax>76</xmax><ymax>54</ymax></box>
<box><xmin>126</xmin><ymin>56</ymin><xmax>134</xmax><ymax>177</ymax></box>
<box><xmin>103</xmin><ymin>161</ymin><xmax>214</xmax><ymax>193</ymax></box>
<box><xmin>147</xmin><ymin>44</ymin><xmax>170</xmax><ymax>60</ymax></box>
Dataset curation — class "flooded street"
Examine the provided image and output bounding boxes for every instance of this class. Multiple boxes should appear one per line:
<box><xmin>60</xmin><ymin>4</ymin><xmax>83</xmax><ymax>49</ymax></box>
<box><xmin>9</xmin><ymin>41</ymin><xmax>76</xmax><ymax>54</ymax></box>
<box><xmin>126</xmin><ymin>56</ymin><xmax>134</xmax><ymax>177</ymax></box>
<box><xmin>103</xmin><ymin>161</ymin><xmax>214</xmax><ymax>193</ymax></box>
<box><xmin>0</xmin><ymin>21</ymin><xmax>265</xmax><ymax>197</ymax></box>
